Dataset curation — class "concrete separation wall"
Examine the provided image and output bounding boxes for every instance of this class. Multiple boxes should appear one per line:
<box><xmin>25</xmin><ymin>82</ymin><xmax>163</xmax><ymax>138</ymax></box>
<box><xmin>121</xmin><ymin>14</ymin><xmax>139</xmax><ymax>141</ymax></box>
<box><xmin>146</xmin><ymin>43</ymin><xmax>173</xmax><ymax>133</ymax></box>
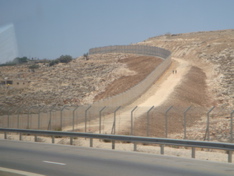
<box><xmin>89</xmin><ymin>45</ymin><xmax>171</xmax><ymax>107</ymax></box>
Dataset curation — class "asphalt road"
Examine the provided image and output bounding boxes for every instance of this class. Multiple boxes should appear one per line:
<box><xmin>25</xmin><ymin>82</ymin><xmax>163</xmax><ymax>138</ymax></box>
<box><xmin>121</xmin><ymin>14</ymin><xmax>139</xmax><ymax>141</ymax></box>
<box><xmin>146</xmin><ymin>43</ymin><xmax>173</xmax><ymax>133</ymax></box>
<box><xmin>0</xmin><ymin>140</ymin><xmax>234</xmax><ymax>176</ymax></box>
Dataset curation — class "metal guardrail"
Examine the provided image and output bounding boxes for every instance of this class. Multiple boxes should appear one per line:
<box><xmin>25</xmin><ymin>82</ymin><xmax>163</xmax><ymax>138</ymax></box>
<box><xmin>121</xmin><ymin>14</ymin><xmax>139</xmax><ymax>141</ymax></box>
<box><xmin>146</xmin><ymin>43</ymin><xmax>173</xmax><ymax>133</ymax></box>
<box><xmin>1</xmin><ymin>128</ymin><xmax>234</xmax><ymax>163</ymax></box>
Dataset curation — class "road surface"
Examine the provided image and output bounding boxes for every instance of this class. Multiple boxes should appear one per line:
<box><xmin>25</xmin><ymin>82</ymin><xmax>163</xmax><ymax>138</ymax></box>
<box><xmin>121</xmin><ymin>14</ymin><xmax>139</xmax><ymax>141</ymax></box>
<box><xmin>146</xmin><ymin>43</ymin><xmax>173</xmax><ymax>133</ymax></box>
<box><xmin>0</xmin><ymin>140</ymin><xmax>234</xmax><ymax>176</ymax></box>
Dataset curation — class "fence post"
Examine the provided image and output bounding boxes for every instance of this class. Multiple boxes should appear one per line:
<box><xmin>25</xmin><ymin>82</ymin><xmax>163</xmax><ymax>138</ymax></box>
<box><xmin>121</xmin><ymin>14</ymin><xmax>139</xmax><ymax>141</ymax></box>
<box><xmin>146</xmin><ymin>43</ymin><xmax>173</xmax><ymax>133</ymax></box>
<box><xmin>231</xmin><ymin>110</ymin><xmax>234</xmax><ymax>143</ymax></box>
<box><xmin>131</xmin><ymin>106</ymin><xmax>138</xmax><ymax>135</ymax></box>
<box><xmin>85</xmin><ymin>106</ymin><xmax>91</xmax><ymax>132</ymax></box>
<box><xmin>205</xmin><ymin>106</ymin><xmax>215</xmax><ymax>141</ymax></box>
<box><xmin>99</xmin><ymin>106</ymin><xmax>106</xmax><ymax>134</ymax></box>
<box><xmin>165</xmin><ymin>106</ymin><xmax>173</xmax><ymax>138</ymax></box>
<box><xmin>7</xmin><ymin>108</ymin><xmax>11</xmax><ymax>128</ymax></box>
<box><xmin>183</xmin><ymin>106</ymin><xmax>192</xmax><ymax>139</ymax></box>
<box><xmin>60</xmin><ymin>105</ymin><xmax>68</xmax><ymax>130</ymax></box>
<box><xmin>72</xmin><ymin>106</ymin><xmax>79</xmax><ymax>131</ymax></box>
<box><xmin>27</xmin><ymin>106</ymin><xmax>34</xmax><ymax>129</ymax></box>
<box><xmin>147</xmin><ymin>106</ymin><xmax>154</xmax><ymax>137</ymax></box>
<box><xmin>38</xmin><ymin>106</ymin><xmax>44</xmax><ymax>129</ymax></box>
<box><xmin>112</xmin><ymin>106</ymin><xmax>121</xmax><ymax>134</ymax></box>
<box><xmin>48</xmin><ymin>105</ymin><xmax>56</xmax><ymax>130</ymax></box>
<box><xmin>16</xmin><ymin>106</ymin><xmax>23</xmax><ymax>129</ymax></box>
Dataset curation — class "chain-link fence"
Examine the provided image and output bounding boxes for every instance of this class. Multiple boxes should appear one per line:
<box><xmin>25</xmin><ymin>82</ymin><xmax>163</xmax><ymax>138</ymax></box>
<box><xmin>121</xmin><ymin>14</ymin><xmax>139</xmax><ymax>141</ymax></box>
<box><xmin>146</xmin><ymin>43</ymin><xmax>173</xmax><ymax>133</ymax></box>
<box><xmin>0</xmin><ymin>105</ymin><xmax>233</xmax><ymax>143</ymax></box>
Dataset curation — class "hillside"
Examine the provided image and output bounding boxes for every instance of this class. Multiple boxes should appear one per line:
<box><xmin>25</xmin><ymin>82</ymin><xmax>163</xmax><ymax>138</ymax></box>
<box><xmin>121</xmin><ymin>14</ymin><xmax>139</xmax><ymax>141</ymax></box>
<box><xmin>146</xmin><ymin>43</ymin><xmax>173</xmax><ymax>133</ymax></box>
<box><xmin>0</xmin><ymin>29</ymin><xmax>233</xmax><ymax>113</ymax></box>
<box><xmin>137</xmin><ymin>29</ymin><xmax>234</xmax><ymax>108</ymax></box>
<box><xmin>0</xmin><ymin>53</ymin><xmax>162</xmax><ymax>110</ymax></box>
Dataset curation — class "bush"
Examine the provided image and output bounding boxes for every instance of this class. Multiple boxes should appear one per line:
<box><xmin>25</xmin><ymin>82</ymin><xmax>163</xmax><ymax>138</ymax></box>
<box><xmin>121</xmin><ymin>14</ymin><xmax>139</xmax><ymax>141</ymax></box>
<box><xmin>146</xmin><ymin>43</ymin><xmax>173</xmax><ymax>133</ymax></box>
<box><xmin>49</xmin><ymin>59</ymin><xmax>59</xmax><ymax>66</ymax></box>
<box><xmin>49</xmin><ymin>55</ymin><xmax>73</xmax><ymax>66</ymax></box>
<box><xmin>58</xmin><ymin>55</ymin><xmax>73</xmax><ymax>63</ymax></box>
<box><xmin>29</xmin><ymin>64</ymin><xmax>39</xmax><ymax>69</ymax></box>
<box><xmin>14</xmin><ymin>57</ymin><xmax>29</xmax><ymax>64</ymax></box>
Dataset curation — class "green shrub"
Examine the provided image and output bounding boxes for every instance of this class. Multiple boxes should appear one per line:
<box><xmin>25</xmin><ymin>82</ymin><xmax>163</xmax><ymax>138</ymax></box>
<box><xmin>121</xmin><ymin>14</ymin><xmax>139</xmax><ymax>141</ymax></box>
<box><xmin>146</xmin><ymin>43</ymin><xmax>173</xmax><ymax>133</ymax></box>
<box><xmin>29</xmin><ymin>64</ymin><xmax>39</xmax><ymax>69</ymax></box>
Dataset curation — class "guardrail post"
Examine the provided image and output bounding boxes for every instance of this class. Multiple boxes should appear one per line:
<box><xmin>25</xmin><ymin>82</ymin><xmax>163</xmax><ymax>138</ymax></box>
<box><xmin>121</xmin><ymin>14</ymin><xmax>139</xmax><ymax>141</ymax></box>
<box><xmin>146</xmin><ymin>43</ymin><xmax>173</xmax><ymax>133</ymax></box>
<box><xmin>90</xmin><ymin>138</ymin><xmax>93</xmax><ymax>147</ymax></box>
<box><xmin>35</xmin><ymin>135</ymin><xmax>37</xmax><ymax>142</ymax></box>
<box><xmin>85</xmin><ymin>106</ymin><xmax>91</xmax><ymax>132</ymax></box>
<box><xmin>165</xmin><ymin>106</ymin><xmax>173</xmax><ymax>138</ymax></box>
<box><xmin>112</xmin><ymin>106</ymin><xmax>121</xmax><ymax>134</ymax></box>
<box><xmin>134</xmin><ymin>143</ymin><xmax>137</xmax><ymax>151</ymax></box>
<box><xmin>231</xmin><ymin>110</ymin><xmax>234</xmax><ymax>143</ymax></box>
<box><xmin>70</xmin><ymin>137</ymin><xmax>73</xmax><ymax>145</ymax></box>
<box><xmin>183</xmin><ymin>106</ymin><xmax>192</xmax><ymax>139</ymax></box>
<box><xmin>38</xmin><ymin>106</ymin><xmax>44</xmax><ymax>129</ymax></box>
<box><xmin>205</xmin><ymin>106</ymin><xmax>215</xmax><ymax>141</ymax></box>
<box><xmin>73</xmin><ymin>106</ymin><xmax>79</xmax><ymax>131</ymax></box>
<box><xmin>131</xmin><ymin>106</ymin><xmax>138</xmax><ymax>135</ymax></box>
<box><xmin>99</xmin><ymin>106</ymin><xmax>106</xmax><ymax>134</ymax></box>
<box><xmin>228</xmin><ymin>151</ymin><xmax>232</xmax><ymax>163</ymax></box>
<box><xmin>4</xmin><ymin>132</ymin><xmax>7</xmax><ymax>139</ymax></box>
<box><xmin>147</xmin><ymin>106</ymin><xmax>154</xmax><ymax>137</ymax></box>
<box><xmin>192</xmin><ymin>147</ymin><xmax>196</xmax><ymax>158</ymax></box>
<box><xmin>19</xmin><ymin>133</ymin><xmax>22</xmax><ymax>141</ymax></box>
<box><xmin>160</xmin><ymin>144</ymin><xmax>165</xmax><ymax>155</ymax></box>
<box><xmin>52</xmin><ymin>136</ymin><xmax>55</xmax><ymax>143</ymax></box>
<box><xmin>112</xmin><ymin>140</ymin><xmax>115</xmax><ymax>150</ymax></box>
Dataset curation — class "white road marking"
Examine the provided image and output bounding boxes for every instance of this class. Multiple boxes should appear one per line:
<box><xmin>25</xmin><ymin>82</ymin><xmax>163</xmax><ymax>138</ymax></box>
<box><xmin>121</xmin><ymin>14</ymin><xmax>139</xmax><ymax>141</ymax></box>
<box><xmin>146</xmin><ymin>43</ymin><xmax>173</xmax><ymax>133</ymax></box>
<box><xmin>0</xmin><ymin>167</ymin><xmax>46</xmax><ymax>176</ymax></box>
<box><xmin>43</xmin><ymin>161</ymin><xmax>66</xmax><ymax>165</ymax></box>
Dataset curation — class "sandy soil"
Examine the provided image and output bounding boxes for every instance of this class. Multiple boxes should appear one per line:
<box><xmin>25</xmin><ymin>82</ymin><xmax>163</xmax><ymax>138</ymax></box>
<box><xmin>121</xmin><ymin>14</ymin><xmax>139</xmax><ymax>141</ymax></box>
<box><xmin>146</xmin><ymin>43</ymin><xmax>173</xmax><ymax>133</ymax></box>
<box><xmin>0</xmin><ymin>56</ymin><xmax>231</xmax><ymax>163</ymax></box>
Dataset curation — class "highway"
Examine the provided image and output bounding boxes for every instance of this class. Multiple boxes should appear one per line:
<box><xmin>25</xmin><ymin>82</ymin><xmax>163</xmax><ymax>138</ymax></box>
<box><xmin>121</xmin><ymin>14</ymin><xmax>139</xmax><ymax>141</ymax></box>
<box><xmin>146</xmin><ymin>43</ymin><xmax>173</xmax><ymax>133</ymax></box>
<box><xmin>0</xmin><ymin>140</ymin><xmax>234</xmax><ymax>176</ymax></box>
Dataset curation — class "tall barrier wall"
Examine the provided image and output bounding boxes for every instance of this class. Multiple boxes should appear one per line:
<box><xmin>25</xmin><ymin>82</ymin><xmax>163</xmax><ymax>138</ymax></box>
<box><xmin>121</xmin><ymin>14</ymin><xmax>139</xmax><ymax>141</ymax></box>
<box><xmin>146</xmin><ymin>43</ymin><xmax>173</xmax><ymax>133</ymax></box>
<box><xmin>89</xmin><ymin>45</ymin><xmax>170</xmax><ymax>59</ymax></box>
<box><xmin>0</xmin><ymin>45</ymin><xmax>171</xmax><ymax>131</ymax></box>
<box><xmin>89</xmin><ymin>45</ymin><xmax>171</xmax><ymax>107</ymax></box>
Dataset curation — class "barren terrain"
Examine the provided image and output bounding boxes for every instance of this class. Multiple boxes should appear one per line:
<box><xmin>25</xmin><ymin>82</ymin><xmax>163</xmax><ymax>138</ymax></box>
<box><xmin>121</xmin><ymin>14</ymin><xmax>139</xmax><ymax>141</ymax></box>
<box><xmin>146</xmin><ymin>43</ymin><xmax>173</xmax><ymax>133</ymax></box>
<box><xmin>1</xmin><ymin>29</ymin><xmax>234</xmax><ymax>163</ymax></box>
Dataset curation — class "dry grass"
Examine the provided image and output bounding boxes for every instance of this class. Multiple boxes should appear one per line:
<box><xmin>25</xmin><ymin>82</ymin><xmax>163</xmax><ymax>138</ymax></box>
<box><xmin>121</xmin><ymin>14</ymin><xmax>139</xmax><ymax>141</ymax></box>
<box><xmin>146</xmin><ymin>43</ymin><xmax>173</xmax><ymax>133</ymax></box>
<box><xmin>94</xmin><ymin>56</ymin><xmax>162</xmax><ymax>101</ymax></box>
<box><xmin>132</xmin><ymin>66</ymin><xmax>215</xmax><ymax>138</ymax></box>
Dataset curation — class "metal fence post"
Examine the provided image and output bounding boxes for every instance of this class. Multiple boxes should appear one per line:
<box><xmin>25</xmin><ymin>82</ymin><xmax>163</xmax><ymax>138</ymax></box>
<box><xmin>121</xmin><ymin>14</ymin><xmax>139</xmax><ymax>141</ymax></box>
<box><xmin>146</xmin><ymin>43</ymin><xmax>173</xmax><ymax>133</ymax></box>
<box><xmin>27</xmin><ymin>106</ymin><xmax>34</xmax><ymax>129</ymax></box>
<box><xmin>205</xmin><ymin>106</ymin><xmax>215</xmax><ymax>141</ymax></box>
<box><xmin>165</xmin><ymin>106</ymin><xmax>173</xmax><ymax>138</ymax></box>
<box><xmin>60</xmin><ymin>105</ymin><xmax>68</xmax><ymax>130</ymax></box>
<box><xmin>16</xmin><ymin>106</ymin><xmax>23</xmax><ymax>129</ymax></box>
<box><xmin>147</xmin><ymin>106</ymin><xmax>154</xmax><ymax>137</ymax></box>
<box><xmin>112</xmin><ymin>106</ymin><xmax>121</xmax><ymax>134</ymax></box>
<box><xmin>48</xmin><ymin>105</ymin><xmax>56</xmax><ymax>130</ymax></box>
<box><xmin>85</xmin><ymin>106</ymin><xmax>91</xmax><ymax>132</ymax></box>
<box><xmin>38</xmin><ymin>106</ymin><xmax>44</xmax><ymax>129</ymax></box>
<box><xmin>183</xmin><ymin>106</ymin><xmax>192</xmax><ymax>139</ymax></box>
<box><xmin>231</xmin><ymin>110</ymin><xmax>234</xmax><ymax>143</ymax></box>
<box><xmin>131</xmin><ymin>106</ymin><xmax>138</xmax><ymax>135</ymax></box>
<box><xmin>73</xmin><ymin>106</ymin><xmax>79</xmax><ymax>131</ymax></box>
<box><xmin>7</xmin><ymin>108</ymin><xmax>11</xmax><ymax>128</ymax></box>
<box><xmin>99</xmin><ymin>106</ymin><xmax>106</xmax><ymax>134</ymax></box>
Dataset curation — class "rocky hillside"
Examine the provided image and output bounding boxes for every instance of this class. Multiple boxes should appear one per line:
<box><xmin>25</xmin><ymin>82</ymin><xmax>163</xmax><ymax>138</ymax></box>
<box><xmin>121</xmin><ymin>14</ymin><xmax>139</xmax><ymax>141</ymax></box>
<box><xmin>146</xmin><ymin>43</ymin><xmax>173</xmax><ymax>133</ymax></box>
<box><xmin>0</xmin><ymin>53</ymin><xmax>161</xmax><ymax>110</ymax></box>
<box><xmin>138</xmin><ymin>29</ymin><xmax>234</xmax><ymax>107</ymax></box>
<box><xmin>0</xmin><ymin>29</ymin><xmax>233</xmax><ymax>112</ymax></box>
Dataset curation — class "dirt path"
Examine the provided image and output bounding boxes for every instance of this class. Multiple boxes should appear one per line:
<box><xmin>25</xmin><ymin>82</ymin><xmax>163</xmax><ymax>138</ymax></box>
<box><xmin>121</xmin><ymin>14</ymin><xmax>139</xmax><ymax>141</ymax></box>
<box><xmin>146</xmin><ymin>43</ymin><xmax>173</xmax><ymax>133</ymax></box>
<box><xmin>66</xmin><ymin>57</ymin><xmax>191</xmax><ymax>134</ymax></box>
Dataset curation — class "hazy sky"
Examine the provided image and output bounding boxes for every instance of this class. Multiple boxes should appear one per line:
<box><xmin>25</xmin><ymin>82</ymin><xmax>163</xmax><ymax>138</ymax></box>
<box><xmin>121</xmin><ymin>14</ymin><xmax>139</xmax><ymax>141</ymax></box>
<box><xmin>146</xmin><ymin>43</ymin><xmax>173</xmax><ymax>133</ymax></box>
<box><xmin>0</xmin><ymin>0</ymin><xmax>234</xmax><ymax>59</ymax></box>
